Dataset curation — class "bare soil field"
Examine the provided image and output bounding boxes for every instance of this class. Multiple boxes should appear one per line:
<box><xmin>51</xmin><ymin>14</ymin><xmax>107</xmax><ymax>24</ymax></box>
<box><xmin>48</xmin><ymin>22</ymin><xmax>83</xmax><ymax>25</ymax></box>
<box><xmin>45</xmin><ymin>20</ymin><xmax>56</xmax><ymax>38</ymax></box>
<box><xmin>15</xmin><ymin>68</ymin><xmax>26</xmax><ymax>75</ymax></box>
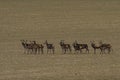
<box><xmin>0</xmin><ymin>0</ymin><xmax>120</xmax><ymax>80</ymax></box>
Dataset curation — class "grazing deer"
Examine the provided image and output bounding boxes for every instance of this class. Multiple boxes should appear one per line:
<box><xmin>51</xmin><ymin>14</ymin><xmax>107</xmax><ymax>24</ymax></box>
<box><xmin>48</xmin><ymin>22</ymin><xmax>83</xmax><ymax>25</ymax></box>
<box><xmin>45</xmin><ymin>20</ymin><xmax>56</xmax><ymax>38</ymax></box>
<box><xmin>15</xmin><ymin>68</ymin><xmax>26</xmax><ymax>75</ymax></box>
<box><xmin>44</xmin><ymin>40</ymin><xmax>55</xmax><ymax>54</ymax></box>
<box><xmin>59</xmin><ymin>40</ymin><xmax>71</xmax><ymax>54</ymax></box>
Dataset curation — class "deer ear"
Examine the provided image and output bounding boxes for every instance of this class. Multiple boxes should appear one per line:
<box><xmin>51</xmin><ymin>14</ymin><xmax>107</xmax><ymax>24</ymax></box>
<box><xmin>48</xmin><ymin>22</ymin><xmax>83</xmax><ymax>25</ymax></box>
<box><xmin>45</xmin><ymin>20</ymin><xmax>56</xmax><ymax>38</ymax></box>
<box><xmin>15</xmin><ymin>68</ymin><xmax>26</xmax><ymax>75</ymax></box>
<box><xmin>20</xmin><ymin>40</ymin><xmax>23</xmax><ymax>42</ymax></box>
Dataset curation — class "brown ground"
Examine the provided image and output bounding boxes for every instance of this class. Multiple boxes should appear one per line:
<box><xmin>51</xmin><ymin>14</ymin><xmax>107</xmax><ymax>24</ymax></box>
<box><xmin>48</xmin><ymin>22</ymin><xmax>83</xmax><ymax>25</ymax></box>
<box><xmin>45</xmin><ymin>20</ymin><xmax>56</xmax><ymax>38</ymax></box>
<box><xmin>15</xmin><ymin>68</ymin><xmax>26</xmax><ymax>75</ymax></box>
<box><xmin>0</xmin><ymin>0</ymin><xmax>120</xmax><ymax>80</ymax></box>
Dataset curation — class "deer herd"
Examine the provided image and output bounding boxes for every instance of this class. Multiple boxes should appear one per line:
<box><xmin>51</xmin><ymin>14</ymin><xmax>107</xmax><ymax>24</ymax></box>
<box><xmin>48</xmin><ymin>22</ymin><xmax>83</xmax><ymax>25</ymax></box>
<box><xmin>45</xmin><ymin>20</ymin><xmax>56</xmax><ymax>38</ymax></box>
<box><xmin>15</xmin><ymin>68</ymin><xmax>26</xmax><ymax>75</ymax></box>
<box><xmin>21</xmin><ymin>40</ymin><xmax>112</xmax><ymax>54</ymax></box>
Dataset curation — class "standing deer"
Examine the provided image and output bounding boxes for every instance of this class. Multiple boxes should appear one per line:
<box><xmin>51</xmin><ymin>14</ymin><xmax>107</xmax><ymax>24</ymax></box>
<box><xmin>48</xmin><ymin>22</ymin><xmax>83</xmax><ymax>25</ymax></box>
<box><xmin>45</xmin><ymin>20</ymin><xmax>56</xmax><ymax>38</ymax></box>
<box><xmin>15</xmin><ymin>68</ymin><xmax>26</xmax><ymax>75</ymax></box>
<box><xmin>32</xmin><ymin>41</ymin><xmax>44</xmax><ymax>54</ymax></box>
<box><xmin>99</xmin><ymin>41</ymin><xmax>112</xmax><ymax>54</ymax></box>
<box><xmin>59</xmin><ymin>40</ymin><xmax>71</xmax><ymax>54</ymax></box>
<box><xmin>72</xmin><ymin>41</ymin><xmax>82</xmax><ymax>53</ymax></box>
<box><xmin>44</xmin><ymin>40</ymin><xmax>55</xmax><ymax>54</ymax></box>
<box><xmin>75</xmin><ymin>41</ymin><xmax>89</xmax><ymax>53</ymax></box>
<box><xmin>90</xmin><ymin>41</ymin><xmax>104</xmax><ymax>54</ymax></box>
<box><xmin>20</xmin><ymin>40</ymin><xmax>34</xmax><ymax>54</ymax></box>
<box><xmin>21</xmin><ymin>40</ymin><xmax>44</xmax><ymax>54</ymax></box>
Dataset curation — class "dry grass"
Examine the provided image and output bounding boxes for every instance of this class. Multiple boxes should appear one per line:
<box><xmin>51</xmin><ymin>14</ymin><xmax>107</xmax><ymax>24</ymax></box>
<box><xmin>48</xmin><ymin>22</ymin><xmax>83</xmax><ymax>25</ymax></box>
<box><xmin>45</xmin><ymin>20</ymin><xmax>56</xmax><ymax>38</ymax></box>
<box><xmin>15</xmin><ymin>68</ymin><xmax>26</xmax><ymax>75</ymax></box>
<box><xmin>0</xmin><ymin>0</ymin><xmax>120</xmax><ymax>80</ymax></box>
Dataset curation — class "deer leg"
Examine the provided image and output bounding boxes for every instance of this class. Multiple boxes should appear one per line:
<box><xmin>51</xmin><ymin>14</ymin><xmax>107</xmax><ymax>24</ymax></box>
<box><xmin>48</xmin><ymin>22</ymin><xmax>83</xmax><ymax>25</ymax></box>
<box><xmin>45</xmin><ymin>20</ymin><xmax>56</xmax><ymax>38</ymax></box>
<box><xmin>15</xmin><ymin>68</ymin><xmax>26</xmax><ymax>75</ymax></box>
<box><xmin>29</xmin><ymin>49</ymin><xmax>31</xmax><ymax>54</ymax></box>
<box><xmin>94</xmin><ymin>49</ymin><xmax>96</xmax><ymax>54</ymax></box>
<box><xmin>87</xmin><ymin>49</ymin><xmax>89</xmax><ymax>53</ymax></box>
<box><xmin>79</xmin><ymin>49</ymin><xmax>82</xmax><ymax>53</ymax></box>
<box><xmin>47</xmin><ymin>49</ymin><xmax>48</xmax><ymax>54</ymax></box>
<box><xmin>50</xmin><ymin>49</ymin><xmax>51</xmax><ymax>53</ymax></box>
<box><xmin>38</xmin><ymin>48</ymin><xmax>40</xmax><ymax>54</ymax></box>
<box><xmin>75</xmin><ymin>49</ymin><xmax>77</xmax><ymax>53</ymax></box>
<box><xmin>30</xmin><ymin>49</ymin><xmax>32</xmax><ymax>54</ymax></box>
<box><xmin>29</xmin><ymin>49</ymin><xmax>32</xmax><ymax>54</ymax></box>
<box><xmin>62</xmin><ymin>49</ymin><xmax>64</xmax><ymax>53</ymax></box>
<box><xmin>86</xmin><ymin>48</ymin><xmax>88</xmax><ymax>53</ymax></box>
<box><xmin>41</xmin><ymin>48</ymin><xmax>43</xmax><ymax>54</ymax></box>
<box><xmin>108</xmin><ymin>48</ymin><xmax>110</xmax><ymax>54</ymax></box>
<box><xmin>100</xmin><ymin>50</ymin><xmax>102</xmax><ymax>54</ymax></box>
<box><xmin>24</xmin><ymin>48</ymin><xmax>26</xmax><ymax>54</ymax></box>
<box><xmin>26</xmin><ymin>48</ymin><xmax>28</xmax><ymax>54</ymax></box>
<box><xmin>80</xmin><ymin>49</ymin><xmax>82</xmax><ymax>53</ymax></box>
<box><xmin>63</xmin><ymin>49</ymin><xmax>65</xmax><ymax>54</ymax></box>
<box><xmin>61</xmin><ymin>49</ymin><xmax>63</xmax><ymax>53</ymax></box>
<box><xmin>50</xmin><ymin>49</ymin><xmax>53</xmax><ymax>53</ymax></box>
<box><xmin>100</xmin><ymin>49</ymin><xmax>102</xmax><ymax>54</ymax></box>
<box><xmin>65</xmin><ymin>49</ymin><xmax>67</xmax><ymax>54</ymax></box>
<box><xmin>69</xmin><ymin>47</ymin><xmax>71</xmax><ymax>53</ymax></box>
<box><xmin>103</xmin><ymin>49</ymin><xmax>105</xmax><ymax>54</ymax></box>
<box><xmin>52</xmin><ymin>48</ymin><xmax>54</xmax><ymax>54</ymax></box>
<box><xmin>101</xmin><ymin>48</ymin><xmax>104</xmax><ymax>54</ymax></box>
<box><xmin>75</xmin><ymin>49</ymin><xmax>77</xmax><ymax>54</ymax></box>
<box><xmin>64</xmin><ymin>49</ymin><xmax>66</xmax><ymax>54</ymax></box>
<box><xmin>73</xmin><ymin>49</ymin><xmax>75</xmax><ymax>54</ymax></box>
<box><xmin>110</xmin><ymin>48</ymin><xmax>113</xmax><ymax>53</ymax></box>
<box><xmin>35</xmin><ymin>48</ymin><xmax>37</xmax><ymax>54</ymax></box>
<box><xmin>27</xmin><ymin>49</ymin><xmax>29</xmax><ymax>54</ymax></box>
<box><xmin>103</xmin><ymin>48</ymin><xmax>106</xmax><ymax>54</ymax></box>
<box><xmin>24</xmin><ymin>48</ymin><xmax>25</xmax><ymax>54</ymax></box>
<box><xmin>49</xmin><ymin>49</ymin><xmax>50</xmax><ymax>53</ymax></box>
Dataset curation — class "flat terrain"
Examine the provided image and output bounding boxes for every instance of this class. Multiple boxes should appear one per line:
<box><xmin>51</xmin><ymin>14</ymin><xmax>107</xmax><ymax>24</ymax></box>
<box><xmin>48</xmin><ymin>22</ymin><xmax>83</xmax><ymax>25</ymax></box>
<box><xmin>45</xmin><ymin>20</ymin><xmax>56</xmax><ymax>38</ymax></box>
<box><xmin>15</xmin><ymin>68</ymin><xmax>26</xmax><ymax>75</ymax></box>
<box><xmin>0</xmin><ymin>0</ymin><xmax>120</xmax><ymax>80</ymax></box>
